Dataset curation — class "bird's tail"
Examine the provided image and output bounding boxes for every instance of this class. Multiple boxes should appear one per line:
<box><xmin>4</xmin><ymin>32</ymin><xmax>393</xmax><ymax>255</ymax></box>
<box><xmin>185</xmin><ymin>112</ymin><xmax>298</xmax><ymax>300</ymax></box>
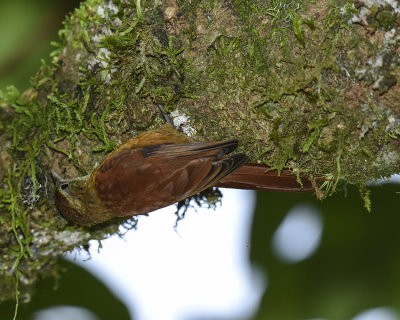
<box><xmin>215</xmin><ymin>163</ymin><xmax>314</xmax><ymax>192</ymax></box>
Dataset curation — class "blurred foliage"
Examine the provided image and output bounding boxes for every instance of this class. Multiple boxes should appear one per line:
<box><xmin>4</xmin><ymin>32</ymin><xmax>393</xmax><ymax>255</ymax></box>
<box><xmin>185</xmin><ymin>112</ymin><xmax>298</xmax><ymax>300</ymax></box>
<box><xmin>251</xmin><ymin>183</ymin><xmax>400</xmax><ymax>320</ymax></box>
<box><xmin>0</xmin><ymin>259</ymin><xmax>130</xmax><ymax>320</ymax></box>
<box><xmin>0</xmin><ymin>0</ymin><xmax>81</xmax><ymax>91</ymax></box>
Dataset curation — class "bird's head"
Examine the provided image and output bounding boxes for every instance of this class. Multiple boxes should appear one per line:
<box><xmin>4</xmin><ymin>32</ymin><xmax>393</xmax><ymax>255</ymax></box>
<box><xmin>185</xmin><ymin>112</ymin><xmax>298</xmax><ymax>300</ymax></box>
<box><xmin>51</xmin><ymin>170</ymin><xmax>93</xmax><ymax>226</ymax></box>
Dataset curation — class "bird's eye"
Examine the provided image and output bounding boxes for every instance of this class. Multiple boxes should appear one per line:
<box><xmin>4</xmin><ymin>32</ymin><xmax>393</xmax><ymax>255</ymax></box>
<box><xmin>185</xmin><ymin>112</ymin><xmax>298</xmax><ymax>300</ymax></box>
<box><xmin>60</xmin><ymin>183</ymin><xmax>69</xmax><ymax>191</ymax></box>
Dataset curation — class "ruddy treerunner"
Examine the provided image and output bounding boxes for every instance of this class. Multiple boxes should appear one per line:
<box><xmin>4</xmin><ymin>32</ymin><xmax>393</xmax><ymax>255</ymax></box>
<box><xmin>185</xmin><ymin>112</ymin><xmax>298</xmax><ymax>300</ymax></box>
<box><xmin>52</xmin><ymin>124</ymin><xmax>312</xmax><ymax>226</ymax></box>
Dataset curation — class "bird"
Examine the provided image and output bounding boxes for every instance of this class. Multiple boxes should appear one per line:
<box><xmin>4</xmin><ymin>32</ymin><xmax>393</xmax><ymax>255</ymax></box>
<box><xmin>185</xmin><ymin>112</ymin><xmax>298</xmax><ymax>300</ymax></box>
<box><xmin>51</xmin><ymin>124</ymin><xmax>313</xmax><ymax>226</ymax></box>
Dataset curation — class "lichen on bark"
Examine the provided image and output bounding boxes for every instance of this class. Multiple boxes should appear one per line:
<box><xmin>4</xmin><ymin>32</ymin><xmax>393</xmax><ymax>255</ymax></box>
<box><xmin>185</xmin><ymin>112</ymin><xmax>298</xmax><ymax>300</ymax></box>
<box><xmin>0</xmin><ymin>0</ymin><xmax>399</xmax><ymax>306</ymax></box>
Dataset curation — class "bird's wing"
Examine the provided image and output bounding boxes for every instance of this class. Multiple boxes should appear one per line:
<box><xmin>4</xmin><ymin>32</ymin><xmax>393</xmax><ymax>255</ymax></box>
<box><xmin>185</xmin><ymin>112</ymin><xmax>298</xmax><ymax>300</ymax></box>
<box><xmin>94</xmin><ymin>141</ymin><xmax>247</xmax><ymax>216</ymax></box>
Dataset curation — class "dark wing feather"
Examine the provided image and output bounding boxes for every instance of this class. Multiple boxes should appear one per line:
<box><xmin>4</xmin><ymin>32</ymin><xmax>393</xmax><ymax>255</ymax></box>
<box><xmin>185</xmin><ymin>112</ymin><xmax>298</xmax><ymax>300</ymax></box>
<box><xmin>140</xmin><ymin>140</ymin><xmax>239</xmax><ymax>160</ymax></box>
<box><xmin>94</xmin><ymin>140</ymin><xmax>247</xmax><ymax>216</ymax></box>
<box><xmin>187</xmin><ymin>153</ymin><xmax>248</xmax><ymax>195</ymax></box>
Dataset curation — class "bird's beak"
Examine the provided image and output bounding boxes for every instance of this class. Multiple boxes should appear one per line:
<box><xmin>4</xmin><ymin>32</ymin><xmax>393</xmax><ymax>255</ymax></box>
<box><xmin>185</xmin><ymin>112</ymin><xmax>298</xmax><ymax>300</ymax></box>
<box><xmin>50</xmin><ymin>170</ymin><xmax>63</xmax><ymax>187</ymax></box>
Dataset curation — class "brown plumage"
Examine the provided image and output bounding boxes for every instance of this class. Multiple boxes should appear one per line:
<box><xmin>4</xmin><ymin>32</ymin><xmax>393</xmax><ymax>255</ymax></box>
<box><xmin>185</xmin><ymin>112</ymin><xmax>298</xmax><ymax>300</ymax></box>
<box><xmin>52</xmin><ymin>124</ymin><xmax>312</xmax><ymax>226</ymax></box>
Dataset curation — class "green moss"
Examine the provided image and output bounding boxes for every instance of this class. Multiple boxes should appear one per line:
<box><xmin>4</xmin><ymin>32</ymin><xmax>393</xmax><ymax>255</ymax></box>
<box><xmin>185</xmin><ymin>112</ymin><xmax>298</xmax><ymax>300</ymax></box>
<box><xmin>367</xmin><ymin>6</ymin><xmax>399</xmax><ymax>31</ymax></box>
<box><xmin>170</xmin><ymin>0</ymin><xmax>400</xmax><ymax>199</ymax></box>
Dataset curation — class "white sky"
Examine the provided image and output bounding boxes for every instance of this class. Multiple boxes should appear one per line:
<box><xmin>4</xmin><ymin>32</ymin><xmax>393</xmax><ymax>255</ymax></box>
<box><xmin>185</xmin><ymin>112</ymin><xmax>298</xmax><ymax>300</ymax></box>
<box><xmin>65</xmin><ymin>189</ymin><xmax>265</xmax><ymax>320</ymax></box>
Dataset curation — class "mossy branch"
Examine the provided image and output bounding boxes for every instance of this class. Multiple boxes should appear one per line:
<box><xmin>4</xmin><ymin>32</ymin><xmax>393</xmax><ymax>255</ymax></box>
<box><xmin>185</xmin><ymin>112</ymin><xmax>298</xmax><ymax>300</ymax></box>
<box><xmin>0</xmin><ymin>0</ymin><xmax>399</xmax><ymax>308</ymax></box>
